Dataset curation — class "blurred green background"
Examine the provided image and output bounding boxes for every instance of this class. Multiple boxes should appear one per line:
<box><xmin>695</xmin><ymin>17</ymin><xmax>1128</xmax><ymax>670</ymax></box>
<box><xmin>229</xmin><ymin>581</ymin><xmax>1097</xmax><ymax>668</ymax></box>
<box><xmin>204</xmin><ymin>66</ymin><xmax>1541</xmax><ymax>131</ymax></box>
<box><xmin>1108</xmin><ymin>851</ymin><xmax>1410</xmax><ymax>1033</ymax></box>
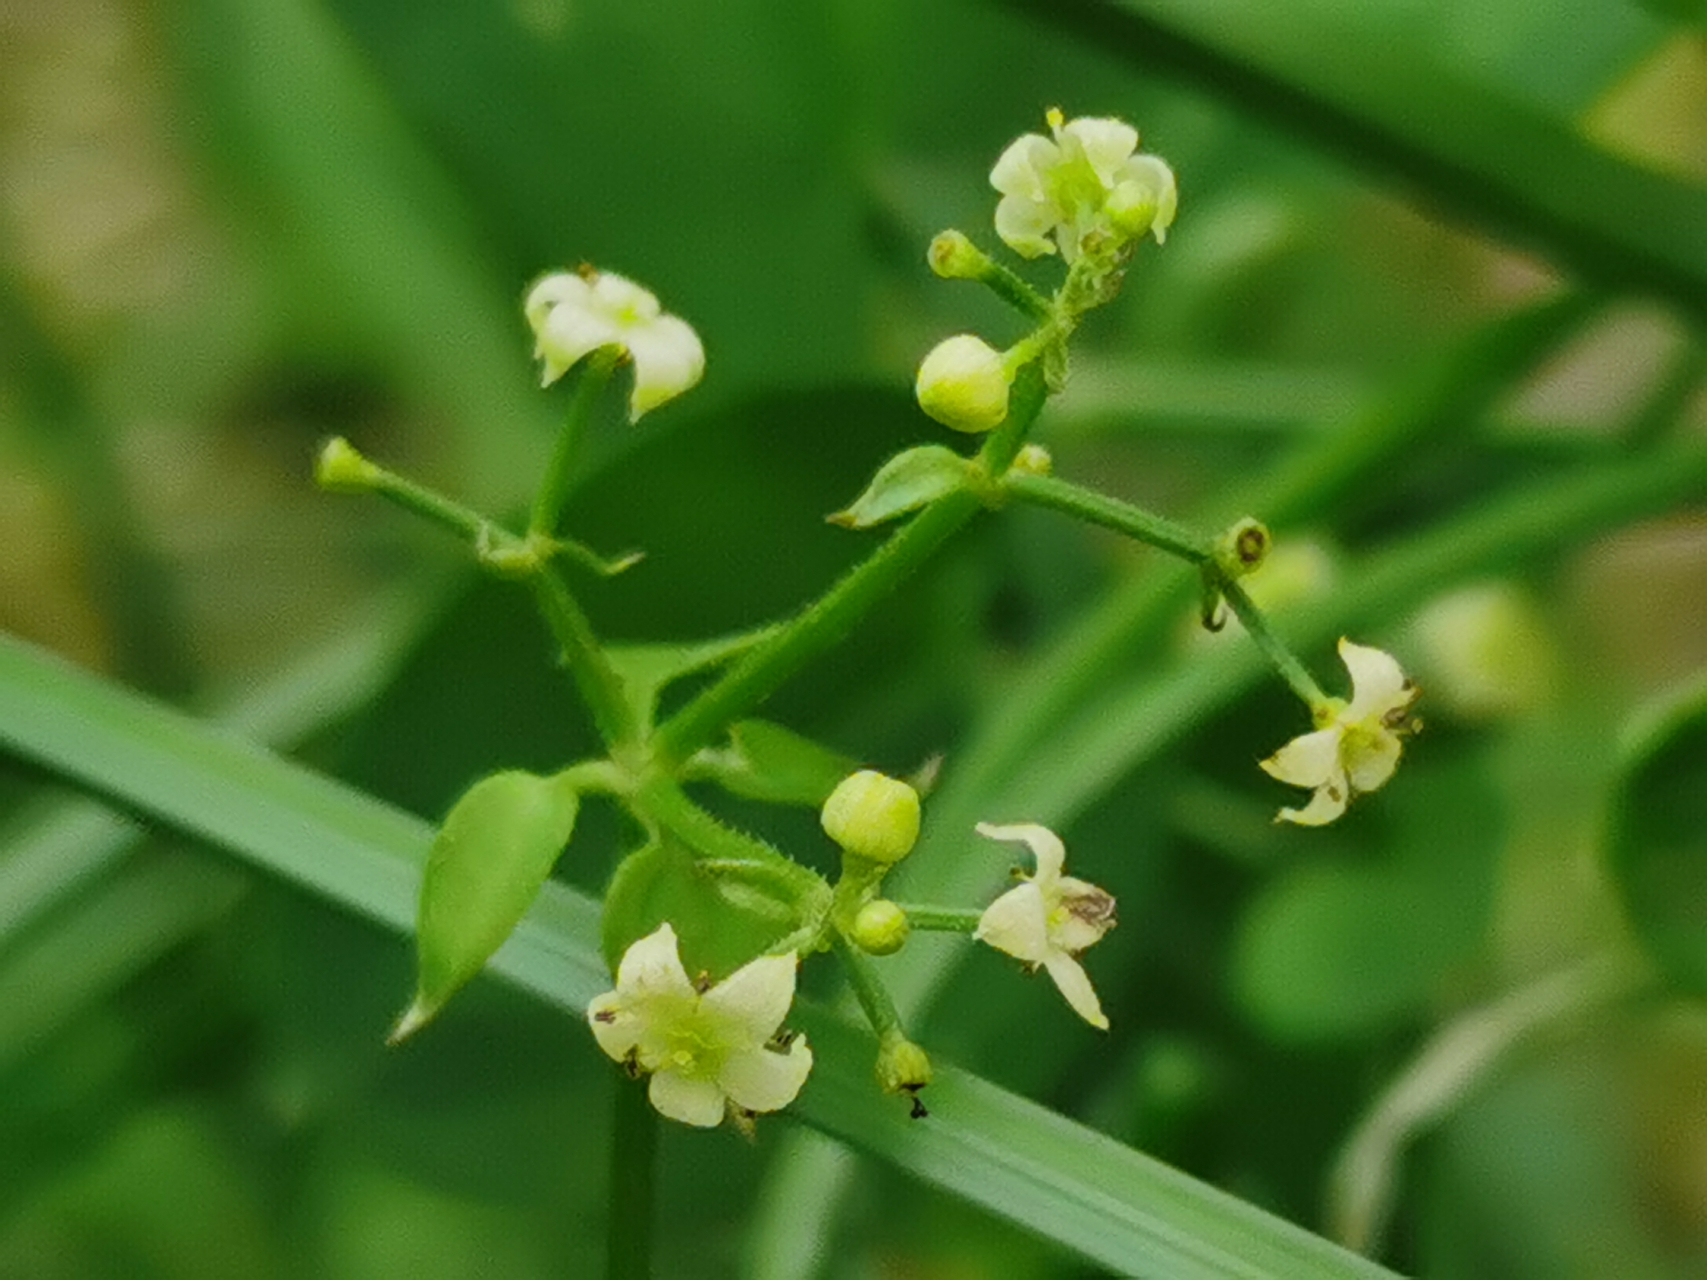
<box><xmin>2</xmin><ymin>0</ymin><xmax>1704</xmax><ymax>1275</ymax></box>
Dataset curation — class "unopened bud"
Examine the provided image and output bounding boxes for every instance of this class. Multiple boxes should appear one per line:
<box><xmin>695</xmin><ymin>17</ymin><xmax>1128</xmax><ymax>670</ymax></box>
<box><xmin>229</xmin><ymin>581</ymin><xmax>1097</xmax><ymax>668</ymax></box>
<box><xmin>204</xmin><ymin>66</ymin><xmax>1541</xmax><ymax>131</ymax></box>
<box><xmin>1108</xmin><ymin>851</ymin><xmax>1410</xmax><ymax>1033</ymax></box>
<box><xmin>916</xmin><ymin>334</ymin><xmax>1012</xmax><ymax>434</ymax></box>
<box><xmin>315</xmin><ymin>436</ymin><xmax>381</xmax><ymax>493</ymax></box>
<box><xmin>1009</xmin><ymin>443</ymin><xmax>1053</xmax><ymax>477</ymax></box>
<box><xmin>821</xmin><ymin>770</ymin><xmax>921</xmax><ymax>865</ymax></box>
<box><xmin>850</xmin><ymin>900</ymin><xmax>910</xmax><ymax>956</ymax></box>
<box><xmin>927</xmin><ymin>230</ymin><xmax>990</xmax><ymax>281</ymax></box>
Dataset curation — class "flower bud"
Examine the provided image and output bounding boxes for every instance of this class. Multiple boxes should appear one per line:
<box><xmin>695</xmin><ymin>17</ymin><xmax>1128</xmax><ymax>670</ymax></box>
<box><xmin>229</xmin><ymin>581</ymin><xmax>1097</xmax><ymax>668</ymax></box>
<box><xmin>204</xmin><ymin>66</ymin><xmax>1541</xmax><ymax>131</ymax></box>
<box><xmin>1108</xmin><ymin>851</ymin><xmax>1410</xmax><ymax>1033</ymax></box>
<box><xmin>821</xmin><ymin>770</ymin><xmax>921</xmax><ymax>864</ymax></box>
<box><xmin>314</xmin><ymin>436</ymin><xmax>380</xmax><ymax>493</ymax></box>
<box><xmin>875</xmin><ymin>1035</ymin><xmax>933</xmax><ymax>1096</ymax></box>
<box><xmin>927</xmin><ymin>230</ymin><xmax>989</xmax><ymax>281</ymax></box>
<box><xmin>1215</xmin><ymin>517</ymin><xmax>1271</xmax><ymax>578</ymax></box>
<box><xmin>1009</xmin><ymin>443</ymin><xmax>1053</xmax><ymax>477</ymax></box>
<box><xmin>849</xmin><ymin>900</ymin><xmax>910</xmax><ymax>956</ymax></box>
<box><xmin>915</xmin><ymin>334</ymin><xmax>1012</xmax><ymax>433</ymax></box>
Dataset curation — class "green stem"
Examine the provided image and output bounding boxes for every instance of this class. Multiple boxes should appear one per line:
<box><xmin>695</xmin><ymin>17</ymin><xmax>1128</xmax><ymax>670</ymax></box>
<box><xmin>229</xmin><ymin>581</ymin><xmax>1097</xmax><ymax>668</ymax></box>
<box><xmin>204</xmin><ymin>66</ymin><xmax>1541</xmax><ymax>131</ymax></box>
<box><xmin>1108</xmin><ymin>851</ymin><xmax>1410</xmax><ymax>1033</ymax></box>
<box><xmin>529</xmin><ymin>569</ymin><xmax>640</xmax><ymax>751</ymax></box>
<box><xmin>636</xmin><ymin>776</ymin><xmax>828</xmax><ymax>898</ymax></box>
<box><xmin>1003</xmin><ymin>472</ymin><xmax>1215</xmax><ymax>563</ymax></box>
<box><xmin>652</xmin><ymin>365</ymin><xmax>1050</xmax><ymax>769</ymax></box>
<box><xmin>831</xmin><ymin>928</ymin><xmax>904</xmax><ymax>1042</ymax></box>
<box><xmin>1217</xmin><ymin>577</ymin><xmax>1329</xmax><ymax>710</ymax></box>
<box><xmin>532</xmin><ymin>347</ymin><xmax>619</xmax><ymax>539</ymax></box>
<box><xmin>368</xmin><ymin>466</ymin><xmax>497</xmax><ymax>545</ymax></box>
<box><xmin>606</xmin><ymin>1076</ymin><xmax>658</xmax><ymax>1280</ymax></box>
<box><xmin>978</xmin><ymin>258</ymin><xmax>1053</xmax><ymax>322</ymax></box>
<box><xmin>895</xmin><ymin>905</ymin><xmax>983</xmax><ymax>933</ymax></box>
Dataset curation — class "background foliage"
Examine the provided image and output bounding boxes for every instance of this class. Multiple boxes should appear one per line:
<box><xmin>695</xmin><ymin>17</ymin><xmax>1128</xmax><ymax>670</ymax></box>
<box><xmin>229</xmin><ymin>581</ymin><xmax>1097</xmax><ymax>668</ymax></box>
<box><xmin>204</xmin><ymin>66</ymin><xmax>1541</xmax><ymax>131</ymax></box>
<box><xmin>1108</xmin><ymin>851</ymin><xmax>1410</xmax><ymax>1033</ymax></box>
<box><xmin>1</xmin><ymin>0</ymin><xmax>1704</xmax><ymax>1275</ymax></box>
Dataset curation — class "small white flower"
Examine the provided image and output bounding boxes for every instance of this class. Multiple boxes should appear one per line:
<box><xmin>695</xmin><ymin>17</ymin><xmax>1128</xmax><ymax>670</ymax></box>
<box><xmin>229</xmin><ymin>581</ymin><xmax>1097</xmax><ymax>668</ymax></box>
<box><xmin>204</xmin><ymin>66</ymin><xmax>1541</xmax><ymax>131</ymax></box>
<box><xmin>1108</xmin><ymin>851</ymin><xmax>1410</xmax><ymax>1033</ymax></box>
<box><xmin>587</xmin><ymin>923</ymin><xmax>812</xmax><ymax>1128</ymax></box>
<box><xmin>1260</xmin><ymin>638</ymin><xmax>1420</xmax><ymax>826</ymax></box>
<box><xmin>525</xmin><ymin>269</ymin><xmax>705</xmax><ymax>421</ymax></box>
<box><xmin>974</xmin><ymin>822</ymin><xmax>1116</xmax><ymax>1030</ymax></box>
<box><xmin>990</xmin><ymin>108</ymin><xmax>1177</xmax><ymax>263</ymax></box>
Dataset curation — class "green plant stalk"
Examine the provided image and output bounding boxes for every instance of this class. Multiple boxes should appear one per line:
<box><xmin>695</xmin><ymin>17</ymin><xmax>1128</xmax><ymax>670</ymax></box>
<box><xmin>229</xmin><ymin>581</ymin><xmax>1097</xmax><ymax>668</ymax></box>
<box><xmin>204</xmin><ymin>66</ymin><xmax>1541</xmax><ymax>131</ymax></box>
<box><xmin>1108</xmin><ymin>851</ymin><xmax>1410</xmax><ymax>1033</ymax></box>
<box><xmin>1003</xmin><ymin>471</ymin><xmax>1214</xmax><ymax>562</ymax></box>
<box><xmin>529</xmin><ymin>568</ymin><xmax>640</xmax><ymax>751</ymax></box>
<box><xmin>607</xmin><ymin>1076</ymin><xmax>658</xmax><ymax>1280</ymax></box>
<box><xmin>366</xmin><ymin>465</ymin><xmax>496</xmax><ymax>545</ymax></box>
<box><xmin>1218</xmin><ymin>578</ymin><xmax>1328</xmax><ymax>710</ymax></box>
<box><xmin>635</xmin><ymin>776</ymin><xmax>827</xmax><ymax>899</ymax></box>
<box><xmin>896</xmin><ymin>905</ymin><xmax>983</xmax><ymax>933</ymax></box>
<box><xmin>831</xmin><ymin>929</ymin><xmax>904</xmax><ymax>1042</ymax></box>
<box><xmin>978</xmin><ymin>256</ymin><xmax>1054</xmax><ymax>322</ymax></box>
<box><xmin>654</xmin><ymin>364</ymin><xmax>1050</xmax><ymax>766</ymax></box>
<box><xmin>531</xmin><ymin>347</ymin><xmax>619</xmax><ymax>539</ymax></box>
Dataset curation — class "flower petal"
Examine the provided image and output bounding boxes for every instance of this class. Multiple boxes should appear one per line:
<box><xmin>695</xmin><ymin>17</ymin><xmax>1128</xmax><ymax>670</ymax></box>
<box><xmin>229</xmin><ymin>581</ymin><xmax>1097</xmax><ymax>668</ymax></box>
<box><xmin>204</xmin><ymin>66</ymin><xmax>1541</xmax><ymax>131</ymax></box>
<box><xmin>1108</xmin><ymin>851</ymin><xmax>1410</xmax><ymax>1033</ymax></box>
<box><xmin>989</xmin><ymin>133</ymin><xmax>1057</xmax><ymax>200</ymax></box>
<box><xmin>1345</xmin><ymin>730</ymin><xmax>1402</xmax><ymax>793</ymax></box>
<box><xmin>976</xmin><ymin>821</ymin><xmax>1066</xmax><ymax>885</ymax></box>
<box><xmin>590</xmin><ymin>271</ymin><xmax>661</xmax><ymax>323</ymax></box>
<box><xmin>624</xmin><ymin>313</ymin><xmax>706</xmax><ymax>421</ymax></box>
<box><xmin>1051</xmin><ymin>878</ymin><xmax>1117</xmax><ymax>954</ymax></box>
<box><xmin>524</xmin><ymin>271</ymin><xmax>590</xmax><ymax>331</ymax></box>
<box><xmin>614</xmin><ymin>923</ymin><xmax>695</xmax><ymax>1005</ymax></box>
<box><xmin>587</xmin><ymin>991</ymin><xmax>642</xmax><ymax>1062</ymax></box>
<box><xmin>648</xmin><ymin>1070</ymin><xmax>726</xmax><ymax>1128</ymax></box>
<box><xmin>538</xmin><ymin>303</ymin><xmax>621</xmax><ymax>387</ymax></box>
<box><xmin>1060</xmin><ymin>117</ymin><xmax>1138</xmax><ymax>186</ymax></box>
<box><xmin>994</xmin><ymin>193</ymin><xmax>1059</xmax><ymax>258</ymax></box>
<box><xmin>1259</xmin><ymin>726</ymin><xmax>1343</xmax><ymax>788</ymax></box>
<box><xmin>1116</xmin><ymin>153</ymin><xmax>1178</xmax><ymax>243</ymax></box>
<box><xmin>699</xmin><ymin>953</ymin><xmax>797</xmax><ymax>1046</ymax></box>
<box><xmin>718</xmin><ymin>1038</ymin><xmax>814</xmax><ymax>1114</ymax></box>
<box><xmin>1341</xmin><ymin>638</ymin><xmax>1410</xmax><ymax>719</ymax></box>
<box><xmin>975</xmin><ymin>882</ymin><xmax>1050</xmax><ymax>964</ymax></box>
<box><xmin>1042</xmin><ymin>952</ymin><xmax>1109</xmax><ymax>1030</ymax></box>
<box><xmin>1277</xmin><ymin>780</ymin><xmax>1349</xmax><ymax>826</ymax></box>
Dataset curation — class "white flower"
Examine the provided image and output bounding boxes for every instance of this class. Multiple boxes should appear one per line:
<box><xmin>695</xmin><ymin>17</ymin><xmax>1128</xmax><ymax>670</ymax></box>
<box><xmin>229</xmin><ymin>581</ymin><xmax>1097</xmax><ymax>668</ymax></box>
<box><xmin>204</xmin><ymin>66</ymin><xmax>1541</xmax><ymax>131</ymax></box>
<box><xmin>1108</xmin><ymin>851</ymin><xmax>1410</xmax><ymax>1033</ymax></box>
<box><xmin>990</xmin><ymin>108</ymin><xmax>1177</xmax><ymax>263</ymax></box>
<box><xmin>587</xmin><ymin>923</ymin><xmax>812</xmax><ymax>1127</ymax></box>
<box><xmin>973</xmin><ymin>822</ymin><xmax>1116</xmax><ymax>1030</ymax></box>
<box><xmin>524</xmin><ymin>269</ymin><xmax>705</xmax><ymax>421</ymax></box>
<box><xmin>1260</xmin><ymin>638</ymin><xmax>1420</xmax><ymax>826</ymax></box>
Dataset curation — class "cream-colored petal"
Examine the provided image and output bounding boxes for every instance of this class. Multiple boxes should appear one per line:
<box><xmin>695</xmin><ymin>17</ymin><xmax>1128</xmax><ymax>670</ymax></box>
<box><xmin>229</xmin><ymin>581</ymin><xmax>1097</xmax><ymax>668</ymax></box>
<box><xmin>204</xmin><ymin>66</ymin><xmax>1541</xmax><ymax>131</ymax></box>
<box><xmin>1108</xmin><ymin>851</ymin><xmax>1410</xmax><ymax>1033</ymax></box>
<box><xmin>1116</xmin><ymin>153</ymin><xmax>1178</xmax><ymax>243</ymax></box>
<box><xmin>524</xmin><ymin>271</ymin><xmax>590</xmax><ymax>331</ymax></box>
<box><xmin>718</xmin><ymin>1038</ymin><xmax>813</xmax><ymax>1114</ymax></box>
<box><xmin>1259</xmin><ymin>726</ymin><xmax>1343</xmax><ymax>788</ymax></box>
<box><xmin>976</xmin><ymin>821</ymin><xmax>1066</xmax><ymax>885</ymax></box>
<box><xmin>614</xmin><ymin>923</ymin><xmax>695</xmax><ymax>1005</ymax></box>
<box><xmin>1345</xmin><ymin>730</ymin><xmax>1402</xmax><ymax>793</ymax></box>
<box><xmin>624</xmin><ymin>313</ymin><xmax>706</xmax><ymax>421</ymax></box>
<box><xmin>590</xmin><ymin>270</ymin><xmax>661</xmax><ymax>323</ymax></box>
<box><xmin>648</xmin><ymin>1070</ymin><xmax>726</xmax><ymax>1128</ymax></box>
<box><xmin>1060</xmin><ymin>117</ymin><xmax>1138</xmax><ymax>186</ymax></box>
<box><xmin>1050</xmin><ymin>878</ymin><xmax>1116</xmax><ymax>954</ymax></box>
<box><xmin>537</xmin><ymin>304</ymin><xmax>621</xmax><ymax>387</ymax></box>
<box><xmin>975</xmin><ymin>882</ymin><xmax>1050</xmax><ymax>964</ymax></box>
<box><xmin>993</xmin><ymin>193</ymin><xmax>1059</xmax><ymax>258</ymax></box>
<box><xmin>587</xmin><ymin>991</ymin><xmax>643</xmax><ymax>1062</ymax></box>
<box><xmin>1341</xmin><ymin>638</ymin><xmax>1410</xmax><ymax>719</ymax></box>
<box><xmin>699</xmin><ymin>953</ymin><xmax>797</xmax><ymax>1046</ymax></box>
<box><xmin>1277</xmin><ymin>780</ymin><xmax>1349</xmax><ymax>826</ymax></box>
<box><xmin>1042</xmin><ymin>952</ymin><xmax>1108</xmax><ymax>1030</ymax></box>
<box><xmin>989</xmin><ymin>133</ymin><xmax>1057</xmax><ymax>200</ymax></box>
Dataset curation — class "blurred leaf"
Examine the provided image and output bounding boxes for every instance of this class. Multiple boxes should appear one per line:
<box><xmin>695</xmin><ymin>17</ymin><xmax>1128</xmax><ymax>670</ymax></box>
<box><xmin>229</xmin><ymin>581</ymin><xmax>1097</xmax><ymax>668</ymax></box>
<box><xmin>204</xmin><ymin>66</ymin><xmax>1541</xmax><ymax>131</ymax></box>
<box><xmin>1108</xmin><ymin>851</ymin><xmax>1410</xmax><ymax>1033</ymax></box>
<box><xmin>1607</xmin><ymin>670</ymin><xmax>1707</xmax><ymax>994</ymax></box>
<box><xmin>0</xmin><ymin>634</ymin><xmax>1399</xmax><ymax>1278</ymax></box>
<box><xmin>1025</xmin><ymin>0</ymin><xmax>1707</xmax><ymax>320</ymax></box>
<box><xmin>688</xmin><ymin>719</ymin><xmax>859</xmax><ymax>808</ymax></box>
<box><xmin>606</xmin><ymin>627</ymin><xmax>779</xmax><ymax>732</ymax></box>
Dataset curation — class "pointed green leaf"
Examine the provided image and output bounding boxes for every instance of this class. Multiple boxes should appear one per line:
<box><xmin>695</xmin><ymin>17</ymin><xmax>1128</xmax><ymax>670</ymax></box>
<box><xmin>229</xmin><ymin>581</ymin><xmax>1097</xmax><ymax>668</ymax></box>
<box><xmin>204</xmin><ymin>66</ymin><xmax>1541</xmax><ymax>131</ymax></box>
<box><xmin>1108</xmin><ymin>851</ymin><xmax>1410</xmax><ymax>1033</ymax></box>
<box><xmin>828</xmin><ymin>445</ymin><xmax>973</xmax><ymax>530</ymax></box>
<box><xmin>397</xmin><ymin>770</ymin><xmax>580</xmax><ymax>1038</ymax></box>
<box><xmin>1607</xmin><ymin>671</ymin><xmax>1707</xmax><ymax>995</ymax></box>
<box><xmin>688</xmin><ymin>719</ymin><xmax>859</xmax><ymax>807</ymax></box>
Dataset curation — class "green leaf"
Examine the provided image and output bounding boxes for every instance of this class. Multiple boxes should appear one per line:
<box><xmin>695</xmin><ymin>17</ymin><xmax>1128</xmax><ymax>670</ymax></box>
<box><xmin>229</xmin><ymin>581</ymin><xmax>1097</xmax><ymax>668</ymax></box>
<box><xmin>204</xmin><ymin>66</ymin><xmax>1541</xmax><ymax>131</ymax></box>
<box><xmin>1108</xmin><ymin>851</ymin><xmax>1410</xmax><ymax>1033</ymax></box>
<box><xmin>605</xmin><ymin>626</ymin><xmax>779</xmax><ymax>730</ymax></box>
<box><xmin>828</xmin><ymin>445</ymin><xmax>974</xmax><ymax>531</ymax></box>
<box><xmin>397</xmin><ymin>770</ymin><xmax>581</xmax><ymax>1040</ymax></box>
<box><xmin>0</xmin><ymin>633</ymin><xmax>1400</xmax><ymax>1279</ymax></box>
<box><xmin>1606</xmin><ymin>670</ymin><xmax>1707</xmax><ymax>994</ymax></box>
<box><xmin>688</xmin><ymin>719</ymin><xmax>858</xmax><ymax>807</ymax></box>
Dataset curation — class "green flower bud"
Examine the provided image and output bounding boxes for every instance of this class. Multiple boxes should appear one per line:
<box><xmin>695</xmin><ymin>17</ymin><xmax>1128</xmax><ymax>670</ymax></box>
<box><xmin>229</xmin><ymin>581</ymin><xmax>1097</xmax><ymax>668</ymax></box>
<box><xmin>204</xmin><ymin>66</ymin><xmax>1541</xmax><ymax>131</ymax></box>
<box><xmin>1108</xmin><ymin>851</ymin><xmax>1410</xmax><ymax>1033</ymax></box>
<box><xmin>821</xmin><ymin>770</ymin><xmax>921</xmax><ymax>864</ymax></box>
<box><xmin>315</xmin><ymin>436</ymin><xmax>380</xmax><ymax>493</ymax></box>
<box><xmin>1215</xmin><ymin>517</ymin><xmax>1271</xmax><ymax>578</ymax></box>
<box><xmin>875</xmin><ymin>1035</ymin><xmax>933</xmax><ymax>1096</ymax></box>
<box><xmin>927</xmin><ymin>229</ymin><xmax>990</xmax><ymax>281</ymax></box>
<box><xmin>915</xmin><ymin>334</ymin><xmax>1012</xmax><ymax>433</ymax></box>
<box><xmin>1009</xmin><ymin>443</ymin><xmax>1053</xmax><ymax>478</ymax></box>
<box><xmin>849</xmin><ymin>899</ymin><xmax>910</xmax><ymax>956</ymax></box>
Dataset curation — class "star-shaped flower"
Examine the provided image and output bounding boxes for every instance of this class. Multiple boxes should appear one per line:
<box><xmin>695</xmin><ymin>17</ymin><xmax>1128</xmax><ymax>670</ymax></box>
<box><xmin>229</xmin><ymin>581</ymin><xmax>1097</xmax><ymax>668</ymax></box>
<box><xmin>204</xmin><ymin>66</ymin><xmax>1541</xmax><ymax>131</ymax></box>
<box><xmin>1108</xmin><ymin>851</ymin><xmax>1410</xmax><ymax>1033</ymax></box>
<box><xmin>1260</xmin><ymin>638</ymin><xmax>1420</xmax><ymax>826</ymax></box>
<box><xmin>973</xmin><ymin>822</ymin><xmax>1116</xmax><ymax>1029</ymax></box>
<box><xmin>587</xmin><ymin>923</ymin><xmax>812</xmax><ymax>1127</ymax></box>
<box><xmin>990</xmin><ymin>109</ymin><xmax>1177</xmax><ymax>263</ymax></box>
<box><xmin>524</xmin><ymin>269</ymin><xmax>705</xmax><ymax>421</ymax></box>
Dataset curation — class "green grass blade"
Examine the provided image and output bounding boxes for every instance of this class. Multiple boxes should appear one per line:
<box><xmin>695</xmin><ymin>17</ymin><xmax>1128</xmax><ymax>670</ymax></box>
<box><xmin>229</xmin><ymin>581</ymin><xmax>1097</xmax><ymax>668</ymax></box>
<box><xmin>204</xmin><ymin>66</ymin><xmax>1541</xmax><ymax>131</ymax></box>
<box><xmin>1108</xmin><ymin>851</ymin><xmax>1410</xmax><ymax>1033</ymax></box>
<box><xmin>1021</xmin><ymin>0</ymin><xmax>1707</xmax><ymax>320</ymax></box>
<box><xmin>0</xmin><ymin>632</ymin><xmax>1399</xmax><ymax>1278</ymax></box>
